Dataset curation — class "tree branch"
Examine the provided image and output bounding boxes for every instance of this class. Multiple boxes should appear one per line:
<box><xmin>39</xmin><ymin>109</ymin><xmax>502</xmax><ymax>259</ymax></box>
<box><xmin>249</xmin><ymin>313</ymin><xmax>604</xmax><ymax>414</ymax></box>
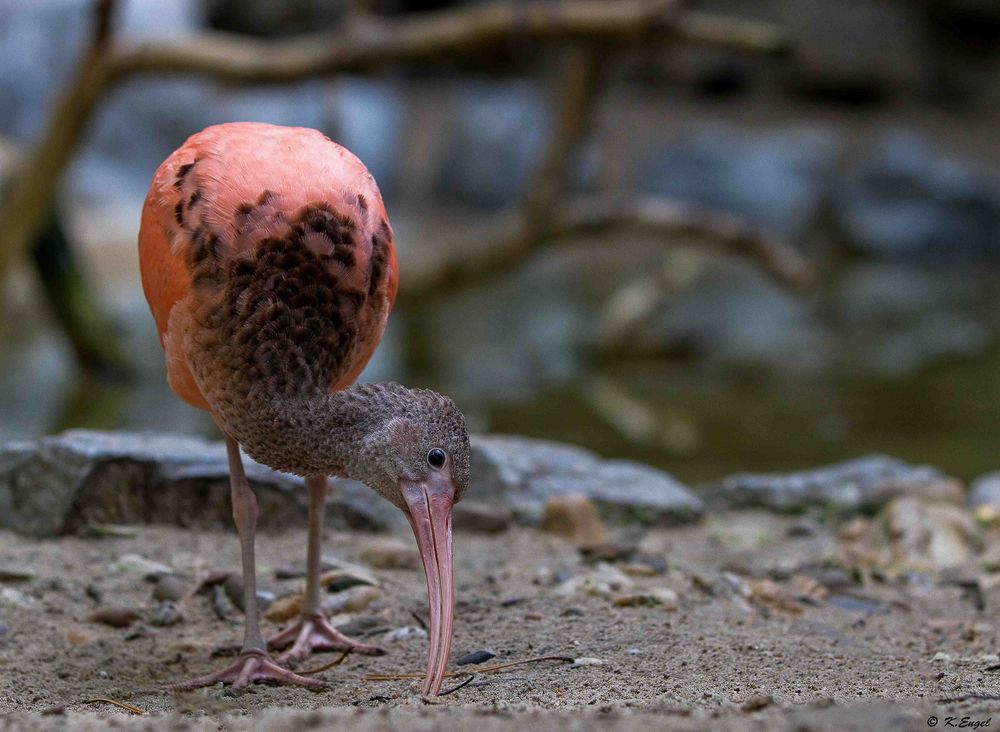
<box><xmin>0</xmin><ymin>0</ymin><xmax>791</xmax><ymax>278</ymax></box>
<box><xmin>398</xmin><ymin>195</ymin><xmax>813</xmax><ymax>307</ymax></box>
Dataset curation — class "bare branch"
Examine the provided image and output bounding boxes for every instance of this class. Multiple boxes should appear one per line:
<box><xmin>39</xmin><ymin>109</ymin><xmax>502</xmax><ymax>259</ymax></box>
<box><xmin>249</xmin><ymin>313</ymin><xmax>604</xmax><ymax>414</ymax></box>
<box><xmin>0</xmin><ymin>0</ymin><xmax>792</xmax><ymax>278</ymax></box>
<box><xmin>108</xmin><ymin>0</ymin><xmax>684</xmax><ymax>83</ymax></box>
<box><xmin>398</xmin><ymin>195</ymin><xmax>814</xmax><ymax>307</ymax></box>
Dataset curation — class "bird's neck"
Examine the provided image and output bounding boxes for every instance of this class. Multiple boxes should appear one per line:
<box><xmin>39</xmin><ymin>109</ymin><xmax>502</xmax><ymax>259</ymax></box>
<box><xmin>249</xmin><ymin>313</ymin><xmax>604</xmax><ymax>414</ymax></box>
<box><xmin>215</xmin><ymin>385</ymin><xmax>384</xmax><ymax>478</ymax></box>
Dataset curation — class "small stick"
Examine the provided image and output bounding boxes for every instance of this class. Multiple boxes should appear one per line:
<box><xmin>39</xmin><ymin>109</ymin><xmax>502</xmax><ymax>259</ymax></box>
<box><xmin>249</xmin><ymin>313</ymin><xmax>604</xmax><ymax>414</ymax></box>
<box><xmin>299</xmin><ymin>649</ymin><xmax>352</xmax><ymax>676</ymax></box>
<box><xmin>437</xmin><ymin>674</ymin><xmax>476</xmax><ymax>696</ymax></box>
<box><xmin>364</xmin><ymin>655</ymin><xmax>575</xmax><ymax>681</ymax></box>
<box><xmin>410</xmin><ymin>610</ymin><xmax>428</xmax><ymax>630</ymax></box>
<box><xmin>82</xmin><ymin>698</ymin><xmax>144</xmax><ymax>715</ymax></box>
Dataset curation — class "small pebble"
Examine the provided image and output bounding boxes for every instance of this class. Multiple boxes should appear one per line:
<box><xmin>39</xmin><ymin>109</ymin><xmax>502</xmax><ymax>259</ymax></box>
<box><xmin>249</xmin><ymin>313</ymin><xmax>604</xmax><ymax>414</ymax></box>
<box><xmin>223</xmin><ymin>574</ymin><xmax>275</xmax><ymax>612</ymax></box>
<box><xmin>457</xmin><ymin>650</ymin><xmax>496</xmax><ymax>666</ymax></box>
<box><xmin>542</xmin><ymin>495</ymin><xmax>607</xmax><ymax>546</ymax></box>
<box><xmin>110</xmin><ymin>554</ymin><xmax>174</xmax><ymax>577</ymax></box>
<box><xmin>151</xmin><ymin>601</ymin><xmax>184</xmax><ymax>627</ymax></box>
<box><xmin>89</xmin><ymin>607</ymin><xmax>141</xmax><ymax>628</ymax></box>
<box><xmin>0</xmin><ymin>565</ymin><xmax>37</xmax><ymax>582</ymax></box>
<box><xmin>741</xmin><ymin>695</ymin><xmax>775</xmax><ymax>712</ymax></box>
<box><xmin>85</xmin><ymin>584</ymin><xmax>103</xmax><ymax>604</ymax></box>
<box><xmin>613</xmin><ymin>588</ymin><xmax>679</xmax><ymax>610</ymax></box>
<box><xmin>524</xmin><ymin>612</ymin><xmax>543</xmax><ymax>620</ymax></box>
<box><xmin>571</xmin><ymin>657</ymin><xmax>606</xmax><ymax>667</ymax></box>
<box><xmin>383</xmin><ymin>626</ymin><xmax>427</xmax><ymax>643</ymax></box>
<box><xmin>335</xmin><ymin>615</ymin><xmax>384</xmax><ymax>637</ymax></box>
<box><xmin>97</xmin><ymin>670</ymin><xmax>109</xmax><ymax>679</ymax></box>
<box><xmin>40</xmin><ymin>705</ymin><xmax>65</xmax><ymax>716</ymax></box>
<box><xmin>0</xmin><ymin>588</ymin><xmax>33</xmax><ymax>609</ymax></box>
<box><xmin>152</xmin><ymin>574</ymin><xmax>189</xmax><ymax>602</ymax></box>
<box><xmin>264</xmin><ymin>594</ymin><xmax>302</xmax><ymax>622</ymax></box>
<box><xmin>451</xmin><ymin>501</ymin><xmax>512</xmax><ymax>534</ymax></box>
<box><xmin>67</xmin><ymin>628</ymin><xmax>97</xmax><ymax>645</ymax></box>
<box><xmin>360</xmin><ymin>538</ymin><xmax>418</xmax><ymax>570</ymax></box>
<box><xmin>322</xmin><ymin>585</ymin><xmax>382</xmax><ymax>614</ymax></box>
<box><xmin>320</xmin><ymin>563</ymin><xmax>379</xmax><ymax>591</ymax></box>
<box><xmin>627</xmin><ymin>648</ymin><xmax>641</xmax><ymax>655</ymax></box>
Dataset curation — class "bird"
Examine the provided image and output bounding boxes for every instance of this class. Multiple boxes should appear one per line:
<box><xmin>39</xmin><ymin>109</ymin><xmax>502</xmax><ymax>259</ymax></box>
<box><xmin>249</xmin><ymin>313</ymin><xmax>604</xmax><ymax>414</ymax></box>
<box><xmin>138</xmin><ymin>121</ymin><xmax>469</xmax><ymax>696</ymax></box>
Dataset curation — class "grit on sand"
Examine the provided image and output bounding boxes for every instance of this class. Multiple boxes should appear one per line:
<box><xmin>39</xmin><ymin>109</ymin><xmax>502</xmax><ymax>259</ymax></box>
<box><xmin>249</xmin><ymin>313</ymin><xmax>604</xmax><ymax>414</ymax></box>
<box><xmin>0</xmin><ymin>515</ymin><xmax>998</xmax><ymax>731</ymax></box>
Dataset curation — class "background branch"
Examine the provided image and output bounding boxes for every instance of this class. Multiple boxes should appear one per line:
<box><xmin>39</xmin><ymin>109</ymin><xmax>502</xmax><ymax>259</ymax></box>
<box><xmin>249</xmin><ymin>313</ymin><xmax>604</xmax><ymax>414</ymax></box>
<box><xmin>0</xmin><ymin>0</ymin><xmax>790</xmax><ymax>279</ymax></box>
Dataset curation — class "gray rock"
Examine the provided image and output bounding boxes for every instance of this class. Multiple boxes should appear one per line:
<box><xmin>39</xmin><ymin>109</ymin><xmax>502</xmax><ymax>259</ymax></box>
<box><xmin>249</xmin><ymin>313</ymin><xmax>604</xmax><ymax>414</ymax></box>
<box><xmin>836</xmin><ymin>130</ymin><xmax>1000</xmax><ymax>262</ymax></box>
<box><xmin>639</xmin><ymin>125</ymin><xmax>841</xmax><ymax>238</ymax></box>
<box><xmin>967</xmin><ymin>472</ymin><xmax>1000</xmax><ymax>508</ymax></box>
<box><xmin>707</xmin><ymin>455</ymin><xmax>963</xmax><ymax>513</ymax></box>
<box><xmin>641</xmin><ymin>266</ymin><xmax>835</xmax><ymax>374</ymax></box>
<box><xmin>471</xmin><ymin>435</ymin><xmax>703</xmax><ymax>524</ymax></box>
<box><xmin>0</xmin><ymin>430</ymin><xmax>399</xmax><ymax>537</ymax></box>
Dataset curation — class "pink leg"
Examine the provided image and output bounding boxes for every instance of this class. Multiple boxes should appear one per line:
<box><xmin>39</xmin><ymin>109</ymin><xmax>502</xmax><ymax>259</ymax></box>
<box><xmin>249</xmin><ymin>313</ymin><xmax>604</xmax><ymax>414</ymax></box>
<box><xmin>172</xmin><ymin>437</ymin><xmax>324</xmax><ymax>695</ymax></box>
<box><xmin>268</xmin><ymin>475</ymin><xmax>384</xmax><ymax>666</ymax></box>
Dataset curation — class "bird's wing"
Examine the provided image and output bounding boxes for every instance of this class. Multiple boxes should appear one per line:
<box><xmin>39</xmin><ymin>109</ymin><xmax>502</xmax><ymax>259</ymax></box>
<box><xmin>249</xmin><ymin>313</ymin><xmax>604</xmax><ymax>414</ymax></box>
<box><xmin>138</xmin><ymin>122</ymin><xmax>398</xmax><ymax>409</ymax></box>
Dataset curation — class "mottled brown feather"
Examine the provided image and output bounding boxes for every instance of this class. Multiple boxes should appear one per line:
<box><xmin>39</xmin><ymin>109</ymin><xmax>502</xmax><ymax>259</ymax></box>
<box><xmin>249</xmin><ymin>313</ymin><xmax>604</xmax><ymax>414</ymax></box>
<box><xmin>138</xmin><ymin>122</ymin><xmax>399</xmax><ymax>415</ymax></box>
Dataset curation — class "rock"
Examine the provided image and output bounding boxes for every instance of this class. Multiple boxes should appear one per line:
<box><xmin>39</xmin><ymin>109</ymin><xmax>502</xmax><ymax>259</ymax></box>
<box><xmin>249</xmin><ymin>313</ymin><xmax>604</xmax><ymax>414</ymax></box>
<box><xmin>264</xmin><ymin>595</ymin><xmax>301</xmax><ymax>623</ymax></box>
<box><xmin>452</xmin><ymin>500</ymin><xmax>512</xmax><ymax>534</ymax></box>
<box><xmin>640</xmin><ymin>125</ymin><xmax>840</xmax><ymax>238</ymax></box>
<box><xmin>968</xmin><ymin>472</ymin><xmax>1000</xmax><ymax>509</ymax></box>
<box><xmin>223</xmin><ymin>574</ymin><xmax>276</xmax><ymax>612</ymax></box>
<box><xmin>555</xmin><ymin>563</ymin><xmax>635</xmax><ymax>600</ymax></box>
<box><xmin>882</xmin><ymin>496</ymin><xmax>982</xmax><ymax>571</ymax></box>
<box><xmin>319</xmin><ymin>560</ymin><xmax>379</xmax><ymax>590</ymax></box>
<box><xmin>111</xmin><ymin>554</ymin><xmax>174</xmax><ymax>577</ymax></box>
<box><xmin>457</xmin><ymin>650</ymin><xmax>496</xmax><ymax>666</ymax></box>
<box><xmin>639</xmin><ymin>266</ymin><xmax>835</xmax><ymax>375</ymax></box>
<box><xmin>382</xmin><ymin>626</ymin><xmax>427</xmax><ymax>643</ymax></box>
<box><xmin>322</xmin><ymin>586</ymin><xmax>382</xmax><ymax>615</ymax></box>
<box><xmin>0</xmin><ymin>588</ymin><xmax>33</xmax><ymax>609</ymax></box>
<box><xmin>359</xmin><ymin>538</ymin><xmax>418</xmax><ymax>570</ymax></box>
<box><xmin>472</xmin><ymin>435</ymin><xmax>703</xmax><ymax>525</ymax></box>
<box><xmin>88</xmin><ymin>607</ymin><xmax>141</xmax><ymax>628</ymax></box>
<box><xmin>542</xmin><ymin>495</ymin><xmax>607</xmax><ymax>546</ymax></box>
<box><xmin>0</xmin><ymin>430</ymin><xmax>400</xmax><ymax>537</ymax></box>
<box><xmin>152</xmin><ymin>574</ymin><xmax>189</xmax><ymax>603</ymax></box>
<box><xmin>613</xmin><ymin>588</ymin><xmax>679</xmax><ymax>610</ymax></box>
<box><xmin>151</xmin><ymin>601</ymin><xmax>184</xmax><ymax>627</ymax></box>
<box><xmin>836</xmin><ymin>130</ymin><xmax>1000</xmax><ymax>262</ymax></box>
<box><xmin>0</xmin><ymin>565</ymin><xmax>37</xmax><ymax>582</ymax></box>
<box><xmin>708</xmin><ymin>455</ymin><xmax>963</xmax><ymax>513</ymax></box>
<box><xmin>741</xmin><ymin>695</ymin><xmax>775</xmax><ymax>713</ymax></box>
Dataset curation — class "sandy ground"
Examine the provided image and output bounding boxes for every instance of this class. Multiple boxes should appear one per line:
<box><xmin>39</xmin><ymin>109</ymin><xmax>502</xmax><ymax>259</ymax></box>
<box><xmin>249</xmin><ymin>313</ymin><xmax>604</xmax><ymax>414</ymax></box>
<box><xmin>0</xmin><ymin>515</ymin><xmax>998</xmax><ymax>731</ymax></box>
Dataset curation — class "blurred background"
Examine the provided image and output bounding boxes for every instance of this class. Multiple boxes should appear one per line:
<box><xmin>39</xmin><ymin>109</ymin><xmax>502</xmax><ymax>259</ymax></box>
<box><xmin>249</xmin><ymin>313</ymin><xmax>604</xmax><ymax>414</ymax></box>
<box><xmin>0</xmin><ymin>0</ymin><xmax>998</xmax><ymax>486</ymax></box>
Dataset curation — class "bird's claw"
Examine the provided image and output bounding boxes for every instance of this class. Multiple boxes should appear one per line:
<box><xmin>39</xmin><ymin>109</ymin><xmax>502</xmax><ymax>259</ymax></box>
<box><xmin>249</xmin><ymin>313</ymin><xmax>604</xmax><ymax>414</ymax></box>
<box><xmin>170</xmin><ymin>649</ymin><xmax>326</xmax><ymax>696</ymax></box>
<box><xmin>268</xmin><ymin>613</ymin><xmax>386</xmax><ymax>666</ymax></box>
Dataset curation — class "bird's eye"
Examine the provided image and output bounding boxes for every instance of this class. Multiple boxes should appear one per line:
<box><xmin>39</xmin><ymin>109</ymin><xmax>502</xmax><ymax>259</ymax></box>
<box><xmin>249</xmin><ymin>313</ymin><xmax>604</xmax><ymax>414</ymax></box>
<box><xmin>426</xmin><ymin>448</ymin><xmax>447</xmax><ymax>469</ymax></box>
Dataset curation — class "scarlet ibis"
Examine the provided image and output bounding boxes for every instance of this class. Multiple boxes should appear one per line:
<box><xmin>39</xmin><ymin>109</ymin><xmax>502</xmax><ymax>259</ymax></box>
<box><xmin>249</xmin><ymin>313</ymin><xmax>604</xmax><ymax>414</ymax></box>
<box><xmin>138</xmin><ymin>122</ymin><xmax>468</xmax><ymax>696</ymax></box>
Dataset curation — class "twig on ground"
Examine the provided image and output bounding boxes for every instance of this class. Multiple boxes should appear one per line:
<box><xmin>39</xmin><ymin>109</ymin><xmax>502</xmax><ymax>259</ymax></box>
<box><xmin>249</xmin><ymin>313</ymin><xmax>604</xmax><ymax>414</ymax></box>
<box><xmin>437</xmin><ymin>674</ymin><xmax>476</xmax><ymax>696</ymax></box>
<box><xmin>299</xmin><ymin>649</ymin><xmax>352</xmax><ymax>676</ymax></box>
<box><xmin>364</xmin><ymin>654</ymin><xmax>576</xmax><ymax>681</ymax></box>
<box><xmin>82</xmin><ymin>697</ymin><xmax>144</xmax><ymax>715</ymax></box>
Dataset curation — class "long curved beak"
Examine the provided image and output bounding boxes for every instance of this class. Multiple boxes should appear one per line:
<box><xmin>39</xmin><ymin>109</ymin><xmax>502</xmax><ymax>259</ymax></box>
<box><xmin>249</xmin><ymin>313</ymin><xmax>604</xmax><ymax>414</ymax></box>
<box><xmin>400</xmin><ymin>473</ymin><xmax>455</xmax><ymax>696</ymax></box>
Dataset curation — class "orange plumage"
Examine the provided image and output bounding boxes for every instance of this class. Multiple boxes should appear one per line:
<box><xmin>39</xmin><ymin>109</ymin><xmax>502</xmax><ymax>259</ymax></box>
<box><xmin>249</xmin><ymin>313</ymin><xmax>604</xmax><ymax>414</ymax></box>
<box><xmin>138</xmin><ymin>122</ymin><xmax>399</xmax><ymax>411</ymax></box>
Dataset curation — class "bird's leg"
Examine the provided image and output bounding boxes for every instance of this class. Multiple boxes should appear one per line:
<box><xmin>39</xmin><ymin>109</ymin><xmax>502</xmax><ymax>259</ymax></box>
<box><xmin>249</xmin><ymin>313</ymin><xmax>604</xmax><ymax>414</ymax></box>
<box><xmin>268</xmin><ymin>475</ymin><xmax>385</xmax><ymax>666</ymax></box>
<box><xmin>172</xmin><ymin>437</ymin><xmax>324</xmax><ymax>694</ymax></box>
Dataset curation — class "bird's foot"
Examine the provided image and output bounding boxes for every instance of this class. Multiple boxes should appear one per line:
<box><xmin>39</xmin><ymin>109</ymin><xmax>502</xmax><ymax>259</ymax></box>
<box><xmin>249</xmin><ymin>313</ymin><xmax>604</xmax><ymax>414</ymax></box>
<box><xmin>170</xmin><ymin>649</ymin><xmax>326</xmax><ymax>696</ymax></box>
<box><xmin>268</xmin><ymin>613</ymin><xmax>386</xmax><ymax>666</ymax></box>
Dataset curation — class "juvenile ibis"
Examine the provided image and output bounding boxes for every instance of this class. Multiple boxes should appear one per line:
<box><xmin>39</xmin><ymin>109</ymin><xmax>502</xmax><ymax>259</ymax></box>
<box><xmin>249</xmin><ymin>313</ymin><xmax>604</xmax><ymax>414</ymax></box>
<box><xmin>138</xmin><ymin>122</ymin><xmax>468</xmax><ymax>695</ymax></box>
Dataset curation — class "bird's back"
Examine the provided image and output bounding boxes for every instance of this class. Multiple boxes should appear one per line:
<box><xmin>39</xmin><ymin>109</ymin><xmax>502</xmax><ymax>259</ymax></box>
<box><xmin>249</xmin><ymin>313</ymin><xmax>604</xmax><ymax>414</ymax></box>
<box><xmin>139</xmin><ymin>122</ymin><xmax>398</xmax><ymax>412</ymax></box>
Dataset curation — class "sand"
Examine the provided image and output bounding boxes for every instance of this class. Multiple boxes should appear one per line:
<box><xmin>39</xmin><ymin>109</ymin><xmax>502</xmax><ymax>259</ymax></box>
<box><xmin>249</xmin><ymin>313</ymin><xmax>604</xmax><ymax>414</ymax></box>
<box><xmin>0</xmin><ymin>514</ymin><xmax>997</xmax><ymax>731</ymax></box>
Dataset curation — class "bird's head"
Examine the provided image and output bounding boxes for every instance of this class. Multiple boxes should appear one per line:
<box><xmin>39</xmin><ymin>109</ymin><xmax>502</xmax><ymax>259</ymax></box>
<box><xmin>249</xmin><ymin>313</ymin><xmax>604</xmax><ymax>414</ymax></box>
<box><xmin>343</xmin><ymin>384</ymin><xmax>469</xmax><ymax>695</ymax></box>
